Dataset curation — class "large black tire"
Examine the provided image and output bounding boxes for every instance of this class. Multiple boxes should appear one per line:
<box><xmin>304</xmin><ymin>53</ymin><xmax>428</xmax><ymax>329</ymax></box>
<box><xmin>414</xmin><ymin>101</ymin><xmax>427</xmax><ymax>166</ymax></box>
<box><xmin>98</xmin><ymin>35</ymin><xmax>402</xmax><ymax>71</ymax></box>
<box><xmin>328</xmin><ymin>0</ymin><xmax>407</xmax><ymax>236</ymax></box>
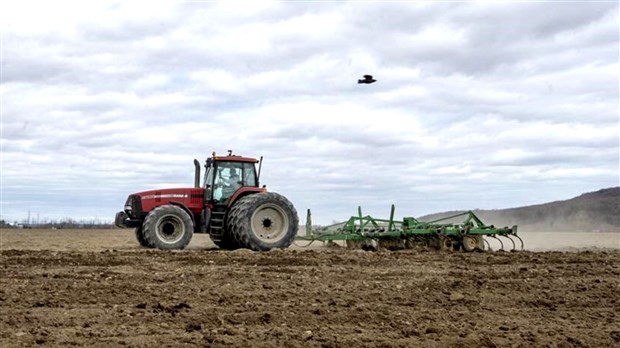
<box><xmin>143</xmin><ymin>205</ymin><xmax>194</xmax><ymax>250</ymax></box>
<box><xmin>227</xmin><ymin>192</ymin><xmax>298</xmax><ymax>251</ymax></box>
<box><xmin>212</xmin><ymin>234</ymin><xmax>239</xmax><ymax>250</ymax></box>
<box><xmin>135</xmin><ymin>226</ymin><xmax>154</xmax><ymax>248</ymax></box>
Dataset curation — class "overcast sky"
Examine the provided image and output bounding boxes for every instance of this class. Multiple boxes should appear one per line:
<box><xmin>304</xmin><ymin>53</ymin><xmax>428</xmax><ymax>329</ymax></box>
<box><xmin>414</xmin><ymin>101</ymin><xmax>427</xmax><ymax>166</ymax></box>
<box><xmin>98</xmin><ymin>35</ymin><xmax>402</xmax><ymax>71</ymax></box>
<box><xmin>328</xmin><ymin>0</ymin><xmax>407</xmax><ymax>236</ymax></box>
<box><xmin>1</xmin><ymin>1</ymin><xmax>618</xmax><ymax>225</ymax></box>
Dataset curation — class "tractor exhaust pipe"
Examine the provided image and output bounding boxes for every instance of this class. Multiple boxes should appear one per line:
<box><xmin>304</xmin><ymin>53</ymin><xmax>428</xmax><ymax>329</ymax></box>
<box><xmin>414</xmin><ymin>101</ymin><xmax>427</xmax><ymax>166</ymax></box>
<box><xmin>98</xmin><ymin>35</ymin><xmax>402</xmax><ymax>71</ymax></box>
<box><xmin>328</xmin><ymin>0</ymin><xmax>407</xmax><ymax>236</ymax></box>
<box><xmin>194</xmin><ymin>159</ymin><xmax>201</xmax><ymax>188</ymax></box>
<box><xmin>257</xmin><ymin>156</ymin><xmax>263</xmax><ymax>186</ymax></box>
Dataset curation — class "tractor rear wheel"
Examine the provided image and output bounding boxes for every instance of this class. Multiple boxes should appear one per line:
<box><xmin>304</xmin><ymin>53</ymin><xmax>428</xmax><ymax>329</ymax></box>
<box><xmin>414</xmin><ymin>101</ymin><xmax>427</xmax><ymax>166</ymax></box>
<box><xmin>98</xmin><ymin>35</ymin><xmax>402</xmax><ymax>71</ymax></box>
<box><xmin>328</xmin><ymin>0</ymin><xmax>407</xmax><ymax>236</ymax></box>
<box><xmin>143</xmin><ymin>205</ymin><xmax>194</xmax><ymax>250</ymax></box>
<box><xmin>227</xmin><ymin>192</ymin><xmax>298</xmax><ymax>251</ymax></box>
<box><xmin>135</xmin><ymin>226</ymin><xmax>153</xmax><ymax>248</ymax></box>
<box><xmin>212</xmin><ymin>234</ymin><xmax>239</xmax><ymax>250</ymax></box>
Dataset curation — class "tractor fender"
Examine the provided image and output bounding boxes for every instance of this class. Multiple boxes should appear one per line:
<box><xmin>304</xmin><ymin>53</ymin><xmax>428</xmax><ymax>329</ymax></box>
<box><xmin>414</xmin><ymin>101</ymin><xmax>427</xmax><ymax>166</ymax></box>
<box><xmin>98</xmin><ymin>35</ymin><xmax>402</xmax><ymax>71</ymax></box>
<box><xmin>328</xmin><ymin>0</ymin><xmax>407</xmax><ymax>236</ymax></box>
<box><xmin>227</xmin><ymin>187</ymin><xmax>266</xmax><ymax>207</ymax></box>
<box><xmin>169</xmin><ymin>201</ymin><xmax>197</xmax><ymax>228</ymax></box>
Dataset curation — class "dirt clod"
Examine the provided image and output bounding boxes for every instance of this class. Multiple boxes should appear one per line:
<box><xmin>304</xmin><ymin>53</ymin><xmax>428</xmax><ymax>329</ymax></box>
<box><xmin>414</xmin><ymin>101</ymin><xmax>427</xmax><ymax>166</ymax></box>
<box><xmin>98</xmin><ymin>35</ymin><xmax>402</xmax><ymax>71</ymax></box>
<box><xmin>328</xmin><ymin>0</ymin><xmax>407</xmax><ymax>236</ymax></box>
<box><xmin>185</xmin><ymin>322</ymin><xmax>202</xmax><ymax>333</ymax></box>
<box><xmin>425</xmin><ymin>327</ymin><xmax>441</xmax><ymax>334</ymax></box>
<box><xmin>449</xmin><ymin>292</ymin><xmax>465</xmax><ymax>301</ymax></box>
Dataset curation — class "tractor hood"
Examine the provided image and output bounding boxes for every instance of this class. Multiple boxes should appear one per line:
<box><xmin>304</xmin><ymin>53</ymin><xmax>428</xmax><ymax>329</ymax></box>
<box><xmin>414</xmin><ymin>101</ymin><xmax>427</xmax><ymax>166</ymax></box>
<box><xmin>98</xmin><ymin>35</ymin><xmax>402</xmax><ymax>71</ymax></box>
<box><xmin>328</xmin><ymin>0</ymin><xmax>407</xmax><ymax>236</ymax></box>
<box><xmin>129</xmin><ymin>187</ymin><xmax>205</xmax><ymax>216</ymax></box>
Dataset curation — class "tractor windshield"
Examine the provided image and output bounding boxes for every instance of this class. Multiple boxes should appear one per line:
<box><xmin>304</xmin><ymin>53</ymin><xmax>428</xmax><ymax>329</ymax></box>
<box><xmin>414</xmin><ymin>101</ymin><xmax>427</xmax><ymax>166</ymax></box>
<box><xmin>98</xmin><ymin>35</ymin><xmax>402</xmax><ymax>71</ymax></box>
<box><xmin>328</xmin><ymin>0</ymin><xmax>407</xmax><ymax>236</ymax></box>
<box><xmin>212</xmin><ymin>161</ymin><xmax>257</xmax><ymax>203</ymax></box>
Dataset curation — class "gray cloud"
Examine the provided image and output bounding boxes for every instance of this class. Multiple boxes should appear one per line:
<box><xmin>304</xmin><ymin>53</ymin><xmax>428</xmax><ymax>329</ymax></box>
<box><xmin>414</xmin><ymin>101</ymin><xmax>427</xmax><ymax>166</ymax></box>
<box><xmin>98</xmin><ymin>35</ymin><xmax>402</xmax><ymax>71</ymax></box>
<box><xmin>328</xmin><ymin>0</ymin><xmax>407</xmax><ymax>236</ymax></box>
<box><xmin>1</xmin><ymin>2</ymin><xmax>618</xmax><ymax>224</ymax></box>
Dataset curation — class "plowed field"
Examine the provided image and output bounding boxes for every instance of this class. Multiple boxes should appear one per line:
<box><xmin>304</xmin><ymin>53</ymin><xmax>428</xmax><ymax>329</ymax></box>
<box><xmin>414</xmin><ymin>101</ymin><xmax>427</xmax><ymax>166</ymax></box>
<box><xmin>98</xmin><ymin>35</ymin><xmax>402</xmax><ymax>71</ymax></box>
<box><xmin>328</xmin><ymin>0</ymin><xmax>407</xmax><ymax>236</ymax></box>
<box><xmin>1</xmin><ymin>229</ymin><xmax>619</xmax><ymax>347</ymax></box>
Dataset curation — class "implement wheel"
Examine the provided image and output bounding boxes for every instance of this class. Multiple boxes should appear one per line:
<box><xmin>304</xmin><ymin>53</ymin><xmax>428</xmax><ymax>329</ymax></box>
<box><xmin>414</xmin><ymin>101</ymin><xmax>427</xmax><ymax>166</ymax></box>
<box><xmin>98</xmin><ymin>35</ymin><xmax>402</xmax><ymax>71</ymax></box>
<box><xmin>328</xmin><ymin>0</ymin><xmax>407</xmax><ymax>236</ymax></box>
<box><xmin>438</xmin><ymin>235</ymin><xmax>456</xmax><ymax>251</ymax></box>
<box><xmin>462</xmin><ymin>235</ymin><xmax>485</xmax><ymax>252</ymax></box>
<box><xmin>227</xmin><ymin>192</ymin><xmax>298</xmax><ymax>251</ymax></box>
<box><xmin>143</xmin><ymin>205</ymin><xmax>194</xmax><ymax>250</ymax></box>
<box><xmin>462</xmin><ymin>235</ymin><xmax>477</xmax><ymax>252</ymax></box>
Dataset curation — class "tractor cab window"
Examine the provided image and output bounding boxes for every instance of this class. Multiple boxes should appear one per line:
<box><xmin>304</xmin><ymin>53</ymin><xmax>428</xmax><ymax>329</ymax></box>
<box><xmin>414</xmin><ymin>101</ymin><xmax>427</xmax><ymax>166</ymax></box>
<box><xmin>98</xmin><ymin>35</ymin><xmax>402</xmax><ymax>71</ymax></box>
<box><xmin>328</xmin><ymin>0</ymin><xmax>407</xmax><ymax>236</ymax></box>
<box><xmin>212</xmin><ymin>161</ymin><xmax>258</xmax><ymax>203</ymax></box>
<box><xmin>203</xmin><ymin>166</ymin><xmax>213</xmax><ymax>190</ymax></box>
<box><xmin>241</xmin><ymin>162</ymin><xmax>257</xmax><ymax>187</ymax></box>
<box><xmin>213</xmin><ymin>163</ymin><xmax>243</xmax><ymax>203</ymax></box>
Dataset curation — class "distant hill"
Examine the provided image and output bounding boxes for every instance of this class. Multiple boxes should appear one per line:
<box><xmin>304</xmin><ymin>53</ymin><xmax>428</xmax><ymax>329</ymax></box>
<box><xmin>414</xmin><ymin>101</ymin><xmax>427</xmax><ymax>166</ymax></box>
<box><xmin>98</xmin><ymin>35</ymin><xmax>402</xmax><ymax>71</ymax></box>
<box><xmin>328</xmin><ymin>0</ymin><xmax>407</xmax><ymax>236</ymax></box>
<box><xmin>418</xmin><ymin>187</ymin><xmax>620</xmax><ymax>233</ymax></box>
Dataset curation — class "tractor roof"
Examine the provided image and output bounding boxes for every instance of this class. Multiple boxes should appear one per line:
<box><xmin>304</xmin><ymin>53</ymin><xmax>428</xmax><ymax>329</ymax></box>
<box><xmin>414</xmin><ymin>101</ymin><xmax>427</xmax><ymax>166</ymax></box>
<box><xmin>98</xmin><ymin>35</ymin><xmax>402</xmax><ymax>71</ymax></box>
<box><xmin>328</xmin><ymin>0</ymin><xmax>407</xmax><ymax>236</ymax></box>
<box><xmin>213</xmin><ymin>155</ymin><xmax>258</xmax><ymax>163</ymax></box>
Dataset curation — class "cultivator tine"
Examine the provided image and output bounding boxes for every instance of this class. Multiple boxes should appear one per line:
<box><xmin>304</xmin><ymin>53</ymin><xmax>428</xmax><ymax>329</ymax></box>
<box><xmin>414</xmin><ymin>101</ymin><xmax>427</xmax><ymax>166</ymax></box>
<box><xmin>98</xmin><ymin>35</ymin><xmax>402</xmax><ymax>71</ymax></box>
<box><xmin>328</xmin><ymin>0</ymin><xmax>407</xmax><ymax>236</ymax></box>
<box><xmin>490</xmin><ymin>235</ymin><xmax>504</xmax><ymax>251</ymax></box>
<box><xmin>405</xmin><ymin>236</ymin><xmax>427</xmax><ymax>250</ymax></box>
<box><xmin>345</xmin><ymin>239</ymin><xmax>362</xmax><ymax>250</ymax></box>
<box><xmin>361</xmin><ymin>239</ymin><xmax>378</xmax><ymax>251</ymax></box>
<box><xmin>512</xmin><ymin>234</ymin><xmax>524</xmax><ymax>250</ymax></box>
<box><xmin>483</xmin><ymin>238</ymin><xmax>492</xmax><ymax>252</ymax></box>
<box><xmin>504</xmin><ymin>235</ymin><xmax>517</xmax><ymax>251</ymax></box>
<box><xmin>378</xmin><ymin>238</ymin><xmax>404</xmax><ymax>251</ymax></box>
<box><xmin>293</xmin><ymin>239</ymin><xmax>317</xmax><ymax>248</ymax></box>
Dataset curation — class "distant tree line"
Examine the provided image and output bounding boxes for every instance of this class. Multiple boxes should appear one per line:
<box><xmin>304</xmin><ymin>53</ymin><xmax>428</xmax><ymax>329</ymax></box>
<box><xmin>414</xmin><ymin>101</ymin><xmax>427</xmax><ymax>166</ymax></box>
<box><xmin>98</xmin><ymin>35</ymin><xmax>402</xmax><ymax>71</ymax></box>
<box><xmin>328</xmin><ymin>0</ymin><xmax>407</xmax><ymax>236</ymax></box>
<box><xmin>1</xmin><ymin>218</ymin><xmax>114</xmax><ymax>230</ymax></box>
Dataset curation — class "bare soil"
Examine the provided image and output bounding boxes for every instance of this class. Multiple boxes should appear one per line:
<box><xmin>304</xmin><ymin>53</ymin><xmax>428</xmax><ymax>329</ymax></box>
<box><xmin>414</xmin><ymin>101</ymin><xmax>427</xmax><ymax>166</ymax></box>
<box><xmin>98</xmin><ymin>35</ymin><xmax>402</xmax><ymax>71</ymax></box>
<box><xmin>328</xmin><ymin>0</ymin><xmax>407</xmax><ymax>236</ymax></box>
<box><xmin>1</xmin><ymin>229</ymin><xmax>619</xmax><ymax>347</ymax></box>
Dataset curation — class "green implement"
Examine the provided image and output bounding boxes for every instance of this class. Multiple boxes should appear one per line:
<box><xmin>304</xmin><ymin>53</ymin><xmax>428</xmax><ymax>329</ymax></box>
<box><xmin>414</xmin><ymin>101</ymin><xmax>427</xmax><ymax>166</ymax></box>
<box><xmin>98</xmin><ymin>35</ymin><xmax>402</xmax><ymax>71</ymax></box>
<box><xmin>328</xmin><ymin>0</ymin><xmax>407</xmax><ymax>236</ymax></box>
<box><xmin>298</xmin><ymin>205</ymin><xmax>522</xmax><ymax>252</ymax></box>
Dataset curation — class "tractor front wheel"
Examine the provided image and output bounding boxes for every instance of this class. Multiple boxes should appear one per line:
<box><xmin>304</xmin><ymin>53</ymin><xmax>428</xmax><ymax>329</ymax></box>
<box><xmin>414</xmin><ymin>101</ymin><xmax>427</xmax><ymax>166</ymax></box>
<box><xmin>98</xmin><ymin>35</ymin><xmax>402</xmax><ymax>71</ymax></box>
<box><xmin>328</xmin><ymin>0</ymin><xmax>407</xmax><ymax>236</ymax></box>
<box><xmin>135</xmin><ymin>226</ymin><xmax>153</xmax><ymax>248</ymax></box>
<box><xmin>227</xmin><ymin>192</ymin><xmax>298</xmax><ymax>251</ymax></box>
<box><xmin>143</xmin><ymin>205</ymin><xmax>194</xmax><ymax>250</ymax></box>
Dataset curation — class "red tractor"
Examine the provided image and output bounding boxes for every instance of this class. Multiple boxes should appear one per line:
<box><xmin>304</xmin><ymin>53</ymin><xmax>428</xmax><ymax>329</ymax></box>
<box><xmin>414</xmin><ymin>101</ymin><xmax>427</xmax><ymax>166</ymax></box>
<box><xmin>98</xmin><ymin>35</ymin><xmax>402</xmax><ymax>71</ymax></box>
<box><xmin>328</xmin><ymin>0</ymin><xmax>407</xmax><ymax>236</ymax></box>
<box><xmin>115</xmin><ymin>152</ymin><xmax>298</xmax><ymax>251</ymax></box>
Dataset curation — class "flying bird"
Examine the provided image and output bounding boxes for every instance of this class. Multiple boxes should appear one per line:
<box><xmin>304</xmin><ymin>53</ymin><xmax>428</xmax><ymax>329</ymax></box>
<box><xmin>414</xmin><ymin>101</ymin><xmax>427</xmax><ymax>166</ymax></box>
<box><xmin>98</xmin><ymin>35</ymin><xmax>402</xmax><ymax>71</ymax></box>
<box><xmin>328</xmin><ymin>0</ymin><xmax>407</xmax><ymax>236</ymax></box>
<box><xmin>358</xmin><ymin>75</ymin><xmax>376</xmax><ymax>84</ymax></box>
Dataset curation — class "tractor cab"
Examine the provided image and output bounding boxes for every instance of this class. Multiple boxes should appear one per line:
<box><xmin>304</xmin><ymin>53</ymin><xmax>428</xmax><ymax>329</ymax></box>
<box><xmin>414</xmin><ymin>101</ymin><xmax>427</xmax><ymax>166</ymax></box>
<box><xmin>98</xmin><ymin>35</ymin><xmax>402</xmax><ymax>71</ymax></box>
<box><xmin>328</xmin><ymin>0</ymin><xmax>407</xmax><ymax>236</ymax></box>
<box><xmin>197</xmin><ymin>152</ymin><xmax>263</xmax><ymax>205</ymax></box>
<box><xmin>207</xmin><ymin>158</ymin><xmax>258</xmax><ymax>203</ymax></box>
